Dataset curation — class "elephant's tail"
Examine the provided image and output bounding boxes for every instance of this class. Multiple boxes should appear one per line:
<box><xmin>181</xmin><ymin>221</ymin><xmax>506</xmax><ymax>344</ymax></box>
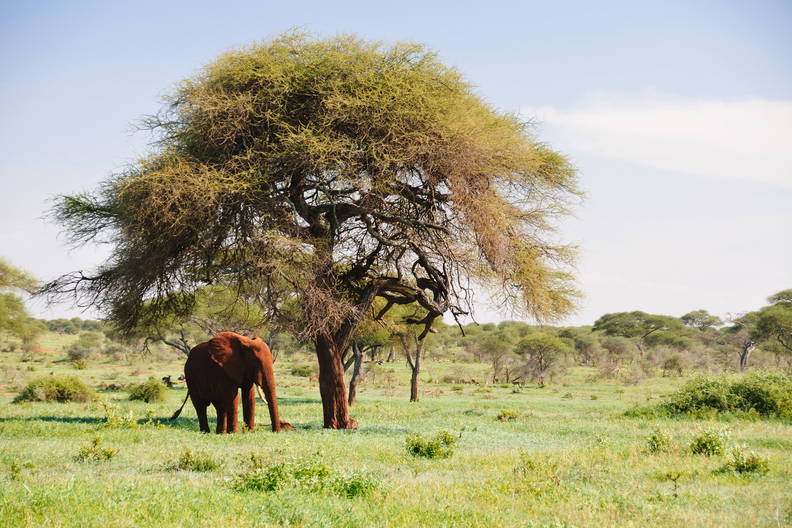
<box><xmin>170</xmin><ymin>390</ymin><xmax>190</xmax><ymax>420</ymax></box>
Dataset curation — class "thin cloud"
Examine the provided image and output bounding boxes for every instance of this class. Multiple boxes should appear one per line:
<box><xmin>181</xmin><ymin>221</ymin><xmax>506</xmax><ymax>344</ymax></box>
<box><xmin>524</xmin><ymin>97</ymin><xmax>792</xmax><ymax>188</ymax></box>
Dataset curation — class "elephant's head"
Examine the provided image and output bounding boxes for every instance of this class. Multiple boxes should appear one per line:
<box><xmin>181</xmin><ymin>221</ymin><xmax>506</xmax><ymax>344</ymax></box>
<box><xmin>207</xmin><ymin>331</ymin><xmax>289</xmax><ymax>432</ymax></box>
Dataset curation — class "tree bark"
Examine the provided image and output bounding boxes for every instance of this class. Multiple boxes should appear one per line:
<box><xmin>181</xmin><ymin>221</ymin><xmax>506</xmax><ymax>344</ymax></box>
<box><xmin>403</xmin><ymin>336</ymin><xmax>423</xmax><ymax>402</ymax></box>
<box><xmin>348</xmin><ymin>343</ymin><xmax>363</xmax><ymax>406</ymax></box>
<box><xmin>315</xmin><ymin>335</ymin><xmax>357</xmax><ymax>429</ymax></box>
<box><xmin>739</xmin><ymin>340</ymin><xmax>754</xmax><ymax>372</ymax></box>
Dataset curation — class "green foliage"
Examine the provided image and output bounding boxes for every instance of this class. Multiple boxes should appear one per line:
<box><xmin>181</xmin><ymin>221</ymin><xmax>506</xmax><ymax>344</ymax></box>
<box><xmin>75</xmin><ymin>437</ymin><xmax>117</xmax><ymax>462</ymax></box>
<box><xmin>128</xmin><ymin>377</ymin><xmax>167</xmax><ymax>403</ymax></box>
<box><xmin>646</xmin><ymin>429</ymin><xmax>673</xmax><ymax>454</ymax></box>
<box><xmin>290</xmin><ymin>364</ymin><xmax>316</xmax><ymax>377</ymax></box>
<box><xmin>496</xmin><ymin>409</ymin><xmax>519</xmax><ymax>422</ymax></box>
<box><xmin>331</xmin><ymin>472</ymin><xmax>381</xmax><ymax>498</ymax></box>
<box><xmin>231</xmin><ymin>456</ymin><xmax>378</xmax><ymax>498</ymax></box>
<box><xmin>660</xmin><ymin>372</ymin><xmax>792</xmax><ymax>419</ymax></box>
<box><xmin>13</xmin><ymin>375</ymin><xmax>95</xmax><ymax>403</ymax></box>
<box><xmin>752</xmin><ymin>291</ymin><xmax>792</xmax><ymax>353</ymax></box>
<box><xmin>690</xmin><ymin>428</ymin><xmax>729</xmax><ymax>456</ymax></box>
<box><xmin>515</xmin><ymin>333</ymin><xmax>572</xmax><ymax>384</ymax></box>
<box><xmin>167</xmin><ymin>449</ymin><xmax>219</xmax><ymax>472</ymax></box>
<box><xmin>718</xmin><ymin>446</ymin><xmax>770</xmax><ymax>475</ymax></box>
<box><xmin>681</xmin><ymin>310</ymin><xmax>722</xmax><ymax>330</ymax></box>
<box><xmin>100</xmin><ymin>401</ymin><xmax>139</xmax><ymax>429</ymax></box>
<box><xmin>405</xmin><ymin>431</ymin><xmax>457</xmax><ymax>459</ymax></box>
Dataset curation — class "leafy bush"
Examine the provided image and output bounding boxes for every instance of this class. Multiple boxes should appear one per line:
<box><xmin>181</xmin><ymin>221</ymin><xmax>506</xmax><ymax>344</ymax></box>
<box><xmin>168</xmin><ymin>449</ymin><xmax>219</xmax><ymax>472</ymax></box>
<box><xmin>690</xmin><ymin>428</ymin><xmax>729</xmax><ymax>456</ymax></box>
<box><xmin>100</xmin><ymin>401</ymin><xmax>139</xmax><ymax>428</ymax></box>
<box><xmin>331</xmin><ymin>472</ymin><xmax>380</xmax><ymax>498</ymax></box>
<box><xmin>232</xmin><ymin>456</ymin><xmax>377</xmax><ymax>497</ymax></box>
<box><xmin>289</xmin><ymin>364</ymin><xmax>316</xmax><ymax>377</ymax></box>
<box><xmin>496</xmin><ymin>409</ymin><xmax>519</xmax><ymax>422</ymax></box>
<box><xmin>233</xmin><ymin>457</ymin><xmax>331</xmax><ymax>492</ymax></box>
<box><xmin>718</xmin><ymin>446</ymin><xmax>770</xmax><ymax>475</ymax></box>
<box><xmin>626</xmin><ymin>372</ymin><xmax>792</xmax><ymax>420</ymax></box>
<box><xmin>646</xmin><ymin>428</ymin><xmax>672</xmax><ymax>454</ymax></box>
<box><xmin>13</xmin><ymin>375</ymin><xmax>95</xmax><ymax>403</ymax></box>
<box><xmin>128</xmin><ymin>377</ymin><xmax>167</xmax><ymax>402</ymax></box>
<box><xmin>75</xmin><ymin>437</ymin><xmax>117</xmax><ymax>462</ymax></box>
<box><xmin>405</xmin><ymin>431</ymin><xmax>457</xmax><ymax>459</ymax></box>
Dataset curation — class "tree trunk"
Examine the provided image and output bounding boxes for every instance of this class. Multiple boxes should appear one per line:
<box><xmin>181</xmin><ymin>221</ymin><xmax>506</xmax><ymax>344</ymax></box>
<box><xmin>315</xmin><ymin>335</ymin><xmax>357</xmax><ymax>429</ymax></box>
<box><xmin>348</xmin><ymin>343</ymin><xmax>363</xmax><ymax>406</ymax></box>
<box><xmin>739</xmin><ymin>340</ymin><xmax>754</xmax><ymax>372</ymax></box>
<box><xmin>386</xmin><ymin>346</ymin><xmax>394</xmax><ymax>362</ymax></box>
<box><xmin>409</xmin><ymin>339</ymin><xmax>422</xmax><ymax>402</ymax></box>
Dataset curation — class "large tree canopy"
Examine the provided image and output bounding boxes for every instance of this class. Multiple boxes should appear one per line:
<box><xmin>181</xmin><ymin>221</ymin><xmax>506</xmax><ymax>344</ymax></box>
<box><xmin>46</xmin><ymin>34</ymin><xmax>580</xmax><ymax>428</ymax></box>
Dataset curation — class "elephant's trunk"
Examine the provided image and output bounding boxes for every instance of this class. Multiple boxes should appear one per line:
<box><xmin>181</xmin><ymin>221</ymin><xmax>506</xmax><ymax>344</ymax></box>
<box><xmin>257</xmin><ymin>368</ymin><xmax>281</xmax><ymax>433</ymax></box>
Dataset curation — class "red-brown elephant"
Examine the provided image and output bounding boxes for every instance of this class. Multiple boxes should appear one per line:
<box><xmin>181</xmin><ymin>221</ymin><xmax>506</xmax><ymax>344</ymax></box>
<box><xmin>172</xmin><ymin>331</ymin><xmax>292</xmax><ymax>433</ymax></box>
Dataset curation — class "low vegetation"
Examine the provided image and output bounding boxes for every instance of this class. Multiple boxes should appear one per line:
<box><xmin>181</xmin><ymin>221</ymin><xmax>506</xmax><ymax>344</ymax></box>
<box><xmin>627</xmin><ymin>372</ymin><xmax>792</xmax><ymax>420</ymax></box>
<box><xmin>12</xmin><ymin>374</ymin><xmax>95</xmax><ymax>403</ymax></box>
<box><xmin>405</xmin><ymin>431</ymin><xmax>457</xmax><ymax>459</ymax></box>
<box><xmin>127</xmin><ymin>377</ymin><xmax>168</xmax><ymax>403</ymax></box>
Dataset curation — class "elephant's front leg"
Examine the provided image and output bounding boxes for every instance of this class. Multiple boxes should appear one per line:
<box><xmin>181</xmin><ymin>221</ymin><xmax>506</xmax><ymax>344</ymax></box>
<box><xmin>241</xmin><ymin>384</ymin><xmax>256</xmax><ymax>431</ymax></box>
<box><xmin>226</xmin><ymin>392</ymin><xmax>240</xmax><ymax>433</ymax></box>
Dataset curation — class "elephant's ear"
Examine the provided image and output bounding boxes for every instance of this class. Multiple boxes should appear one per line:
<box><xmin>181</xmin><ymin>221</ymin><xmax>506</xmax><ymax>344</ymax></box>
<box><xmin>207</xmin><ymin>332</ymin><xmax>245</xmax><ymax>384</ymax></box>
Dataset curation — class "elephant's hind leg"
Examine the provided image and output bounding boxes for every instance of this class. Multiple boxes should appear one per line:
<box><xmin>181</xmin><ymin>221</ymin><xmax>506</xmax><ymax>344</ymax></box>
<box><xmin>213</xmin><ymin>402</ymin><xmax>227</xmax><ymax>434</ymax></box>
<box><xmin>191</xmin><ymin>396</ymin><xmax>210</xmax><ymax>433</ymax></box>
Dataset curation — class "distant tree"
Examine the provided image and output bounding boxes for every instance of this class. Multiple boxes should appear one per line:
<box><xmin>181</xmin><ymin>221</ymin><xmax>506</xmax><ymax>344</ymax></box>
<box><xmin>681</xmin><ymin>310</ymin><xmax>722</xmax><ymax>330</ymax></box>
<box><xmin>558</xmin><ymin>327</ymin><xmax>601</xmax><ymax>365</ymax></box>
<box><xmin>342</xmin><ymin>311</ymin><xmax>391</xmax><ymax>405</ymax></box>
<box><xmin>752</xmin><ymin>289</ymin><xmax>792</xmax><ymax>357</ymax></box>
<box><xmin>479</xmin><ymin>331</ymin><xmax>519</xmax><ymax>382</ymax></box>
<box><xmin>514</xmin><ymin>333</ymin><xmax>571</xmax><ymax>386</ymax></box>
<box><xmin>593</xmin><ymin>312</ymin><xmax>682</xmax><ymax>354</ymax></box>
<box><xmin>599</xmin><ymin>335</ymin><xmax>636</xmax><ymax>375</ymax></box>
<box><xmin>724</xmin><ymin>312</ymin><xmax>758</xmax><ymax>371</ymax></box>
<box><xmin>0</xmin><ymin>258</ymin><xmax>42</xmax><ymax>344</ymax></box>
<box><xmin>44</xmin><ymin>34</ymin><xmax>579</xmax><ymax>428</ymax></box>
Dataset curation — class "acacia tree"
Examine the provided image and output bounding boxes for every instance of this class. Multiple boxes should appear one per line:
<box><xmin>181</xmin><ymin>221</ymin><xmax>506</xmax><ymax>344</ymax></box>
<box><xmin>753</xmin><ymin>289</ymin><xmax>792</xmax><ymax>356</ymax></box>
<box><xmin>45</xmin><ymin>34</ymin><xmax>579</xmax><ymax>429</ymax></box>
<box><xmin>593</xmin><ymin>311</ymin><xmax>681</xmax><ymax>355</ymax></box>
<box><xmin>514</xmin><ymin>333</ymin><xmax>571</xmax><ymax>386</ymax></box>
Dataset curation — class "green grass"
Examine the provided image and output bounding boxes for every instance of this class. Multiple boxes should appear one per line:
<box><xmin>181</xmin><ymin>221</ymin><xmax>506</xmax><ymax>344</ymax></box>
<box><xmin>1</xmin><ymin>336</ymin><xmax>790</xmax><ymax>527</ymax></box>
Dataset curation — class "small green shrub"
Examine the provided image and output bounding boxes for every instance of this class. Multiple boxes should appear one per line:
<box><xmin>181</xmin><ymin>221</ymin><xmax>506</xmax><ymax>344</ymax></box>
<box><xmin>405</xmin><ymin>431</ymin><xmax>457</xmax><ymax>459</ymax></box>
<box><xmin>562</xmin><ymin>392</ymin><xmax>573</xmax><ymax>399</ymax></box>
<box><xmin>646</xmin><ymin>428</ymin><xmax>672</xmax><ymax>454</ymax></box>
<box><xmin>71</xmin><ymin>358</ymin><xmax>88</xmax><ymax>370</ymax></box>
<box><xmin>331</xmin><ymin>472</ymin><xmax>380</xmax><ymax>498</ymax></box>
<box><xmin>168</xmin><ymin>449</ymin><xmax>219</xmax><ymax>472</ymax></box>
<box><xmin>128</xmin><ymin>377</ymin><xmax>167</xmax><ymax>403</ymax></box>
<box><xmin>13</xmin><ymin>375</ymin><xmax>95</xmax><ymax>403</ymax></box>
<box><xmin>690</xmin><ymin>428</ymin><xmax>729</xmax><ymax>456</ymax></box>
<box><xmin>233</xmin><ymin>456</ymin><xmax>379</xmax><ymax>496</ymax></box>
<box><xmin>75</xmin><ymin>437</ymin><xmax>117</xmax><ymax>462</ymax></box>
<box><xmin>451</xmin><ymin>385</ymin><xmax>463</xmax><ymax>392</ymax></box>
<box><xmin>718</xmin><ymin>446</ymin><xmax>770</xmax><ymax>475</ymax></box>
<box><xmin>100</xmin><ymin>401</ymin><xmax>139</xmax><ymax>428</ymax></box>
<box><xmin>496</xmin><ymin>409</ymin><xmax>519</xmax><ymax>422</ymax></box>
<box><xmin>289</xmin><ymin>364</ymin><xmax>315</xmax><ymax>377</ymax></box>
<box><xmin>590</xmin><ymin>394</ymin><xmax>599</xmax><ymax>400</ymax></box>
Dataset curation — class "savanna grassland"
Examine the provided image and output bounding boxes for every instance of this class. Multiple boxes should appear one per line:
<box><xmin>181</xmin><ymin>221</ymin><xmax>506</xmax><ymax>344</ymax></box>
<box><xmin>1</xmin><ymin>334</ymin><xmax>791</xmax><ymax>528</ymax></box>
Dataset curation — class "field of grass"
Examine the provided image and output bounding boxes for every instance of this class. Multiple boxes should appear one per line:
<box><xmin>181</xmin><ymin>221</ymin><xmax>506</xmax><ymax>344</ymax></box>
<box><xmin>1</xmin><ymin>336</ymin><xmax>790</xmax><ymax>527</ymax></box>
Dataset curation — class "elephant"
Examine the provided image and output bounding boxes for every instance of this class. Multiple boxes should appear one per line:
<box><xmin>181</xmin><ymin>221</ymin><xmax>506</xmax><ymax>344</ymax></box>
<box><xmin>171</xmin><ymin>331</ymin><xmax>292</xmax><ymax>433</ymax></box>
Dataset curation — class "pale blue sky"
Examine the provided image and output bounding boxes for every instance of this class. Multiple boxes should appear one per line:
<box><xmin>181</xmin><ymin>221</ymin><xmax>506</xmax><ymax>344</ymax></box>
<box><xmin>1</xmin><ymin>1</ymin><xmax>790</xmax><ymax>324</ymax></box>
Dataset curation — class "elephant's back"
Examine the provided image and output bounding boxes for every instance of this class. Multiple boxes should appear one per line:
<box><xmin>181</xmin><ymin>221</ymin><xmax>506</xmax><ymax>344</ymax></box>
<box><xmin>184</xmin><ymin>343</ymin><xmax>230</xmax><ymax>397</ymax></box>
